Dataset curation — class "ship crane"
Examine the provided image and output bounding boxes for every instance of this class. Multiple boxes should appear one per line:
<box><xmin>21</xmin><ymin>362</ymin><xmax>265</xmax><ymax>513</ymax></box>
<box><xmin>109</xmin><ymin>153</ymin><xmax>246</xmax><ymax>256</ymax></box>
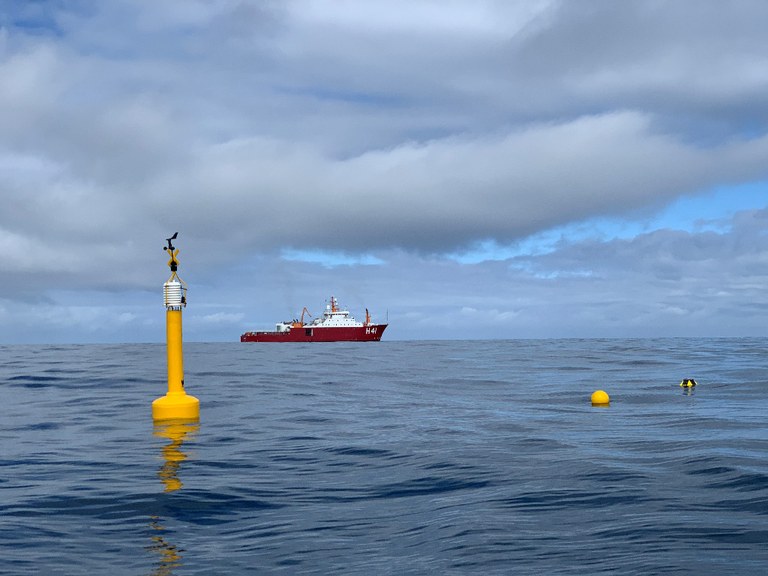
<box><xmin>291</xmin><ymin>307</ymin><xmax>312</xmax><ymax>328</ymax></box>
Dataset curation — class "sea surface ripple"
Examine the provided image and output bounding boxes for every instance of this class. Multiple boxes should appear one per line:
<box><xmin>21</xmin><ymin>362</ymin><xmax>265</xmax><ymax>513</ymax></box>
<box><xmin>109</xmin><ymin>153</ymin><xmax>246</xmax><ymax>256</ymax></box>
<box><xmin>1</xmin><ymin>338</ymin><xmax>767</xmax><ymax>575</ymax></box>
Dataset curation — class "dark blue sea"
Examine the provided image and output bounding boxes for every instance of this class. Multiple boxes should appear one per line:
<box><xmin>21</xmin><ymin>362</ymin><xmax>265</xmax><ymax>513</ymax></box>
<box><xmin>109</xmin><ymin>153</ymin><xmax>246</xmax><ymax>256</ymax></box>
<box><xmin>1</xmin><ymin>338</ymin><xmax>767</xmax><ymax>575</ymax></box>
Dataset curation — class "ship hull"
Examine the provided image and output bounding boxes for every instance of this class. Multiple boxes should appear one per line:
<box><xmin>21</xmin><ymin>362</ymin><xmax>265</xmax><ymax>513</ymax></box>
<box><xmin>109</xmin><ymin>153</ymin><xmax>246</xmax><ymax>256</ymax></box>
<box><xmin>241</xmin><ymin>324</ymin><xmax>387</xmax><ymax>343</ymax></box>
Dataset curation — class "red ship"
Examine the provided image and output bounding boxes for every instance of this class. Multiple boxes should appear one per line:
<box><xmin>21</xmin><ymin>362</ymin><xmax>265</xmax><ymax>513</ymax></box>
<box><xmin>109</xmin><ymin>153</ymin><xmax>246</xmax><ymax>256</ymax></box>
<box><xmin>240</xmin><ymin>296</ymin><xmax>388</xmax><ymax>342</ymax></box>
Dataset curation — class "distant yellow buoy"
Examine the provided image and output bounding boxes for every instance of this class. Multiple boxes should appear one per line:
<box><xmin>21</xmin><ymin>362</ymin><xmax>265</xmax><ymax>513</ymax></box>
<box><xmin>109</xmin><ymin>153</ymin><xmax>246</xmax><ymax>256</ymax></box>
<box><xmin>591</xmin><ymin>390</ymin><xmax>610</xmax><ymax>406</ymax></box>
<box><xmin>152</xmin><ymin>233</ymin><xmax>200</xmax><ymax>421</ymax></box>
<box><xmin>680</xmin><ymin>378</ymin><xmax>697</xmax><ymax>388</ymax></box>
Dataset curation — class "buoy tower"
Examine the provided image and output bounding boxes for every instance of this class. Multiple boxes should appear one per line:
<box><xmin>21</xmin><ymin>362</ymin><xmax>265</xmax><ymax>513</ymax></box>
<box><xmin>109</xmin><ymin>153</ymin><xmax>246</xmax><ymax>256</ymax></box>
<box><xmin>152</xmin><ymin>233</ymin><xmax>200</xmax><ymax>421</ymax></box>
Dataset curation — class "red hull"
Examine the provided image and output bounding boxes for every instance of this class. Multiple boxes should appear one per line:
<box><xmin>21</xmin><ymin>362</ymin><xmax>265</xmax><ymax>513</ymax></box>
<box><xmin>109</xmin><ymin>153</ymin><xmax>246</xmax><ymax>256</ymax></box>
<box><xmin>241</xmin><ymin>324</ymin><xmax>387</xmax><ymax>342</ymax></box>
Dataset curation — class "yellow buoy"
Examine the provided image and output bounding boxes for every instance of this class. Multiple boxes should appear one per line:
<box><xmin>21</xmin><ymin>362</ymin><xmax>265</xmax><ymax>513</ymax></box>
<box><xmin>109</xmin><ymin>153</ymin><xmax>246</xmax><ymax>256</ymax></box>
<box><xmin>679</xmin><ymin>378</ymin><xmax>697</xmax><ymax>388</ymax></box>
<box><xmin>152</xmin><ymin>233</ymin><xmax>200</xmax><ymax>421</ymax></box>
<box><xmin>591</xmin><ymin>390</ymin><xmax>610</xmax><ymax>406</ymax></box>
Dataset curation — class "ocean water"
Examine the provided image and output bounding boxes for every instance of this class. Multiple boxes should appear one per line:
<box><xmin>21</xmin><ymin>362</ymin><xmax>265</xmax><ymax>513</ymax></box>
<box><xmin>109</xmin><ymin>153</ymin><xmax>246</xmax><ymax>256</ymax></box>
<box><xmin>1</xmin><ymin>338</ymin><xmax>767</xmax><ymax>575</ymax></box>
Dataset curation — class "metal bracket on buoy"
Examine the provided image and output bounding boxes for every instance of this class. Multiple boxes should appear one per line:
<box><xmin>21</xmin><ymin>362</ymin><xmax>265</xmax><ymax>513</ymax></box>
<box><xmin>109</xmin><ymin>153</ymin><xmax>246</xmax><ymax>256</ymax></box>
<box><xmin>163</xmin><ymin>232</ymin><xmax>187</xmax><ymax>308</ymax></box>
<box><xmin>165</xmin><ymin>232</ymin><xmax>179</xmax><ymax>272</ymax></box>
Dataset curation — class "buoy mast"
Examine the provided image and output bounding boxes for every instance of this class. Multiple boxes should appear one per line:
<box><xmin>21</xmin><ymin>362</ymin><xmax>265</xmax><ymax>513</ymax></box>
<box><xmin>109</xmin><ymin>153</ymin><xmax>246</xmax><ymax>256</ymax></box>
<box><xmin>152</xmin><ymin>233</ymin><xmax>200</xmax><ymax>421</ymax></box>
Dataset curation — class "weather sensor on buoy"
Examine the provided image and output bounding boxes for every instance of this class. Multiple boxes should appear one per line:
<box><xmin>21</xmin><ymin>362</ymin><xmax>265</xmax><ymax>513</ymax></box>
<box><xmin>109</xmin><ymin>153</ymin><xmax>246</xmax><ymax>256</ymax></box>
<box><xmin>152</xmin><ymin>233</ymin><xmax>200</xmax><ymax>421</ymax></box>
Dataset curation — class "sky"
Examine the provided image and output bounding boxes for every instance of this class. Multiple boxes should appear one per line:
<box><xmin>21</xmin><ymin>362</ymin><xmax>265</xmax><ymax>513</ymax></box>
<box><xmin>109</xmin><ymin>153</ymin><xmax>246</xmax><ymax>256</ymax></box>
<box><xmin>1</xmin><ymin>0</ymin><xmax>767</xmax><ymax>343</ymax></box>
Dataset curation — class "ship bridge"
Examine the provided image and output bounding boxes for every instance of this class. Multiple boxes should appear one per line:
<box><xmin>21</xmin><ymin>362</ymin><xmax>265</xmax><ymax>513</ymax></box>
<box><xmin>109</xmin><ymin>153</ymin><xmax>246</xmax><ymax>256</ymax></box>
<box><xmin>313</xmin><ymin>297</ymin><xmax>363</xmax><ymax>327</ymax></box>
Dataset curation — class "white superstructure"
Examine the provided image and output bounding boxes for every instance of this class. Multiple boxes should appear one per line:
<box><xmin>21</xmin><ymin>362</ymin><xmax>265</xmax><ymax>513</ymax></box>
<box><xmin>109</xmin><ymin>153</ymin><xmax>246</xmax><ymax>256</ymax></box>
<box><xmin>309</xmin><ymin>297</ymin><xmax>363</xmax><ymax>327</ymax></box>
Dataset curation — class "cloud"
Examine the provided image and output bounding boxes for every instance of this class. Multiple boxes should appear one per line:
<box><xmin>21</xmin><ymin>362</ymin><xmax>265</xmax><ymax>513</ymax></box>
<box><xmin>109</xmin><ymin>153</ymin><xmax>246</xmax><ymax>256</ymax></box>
<box><xmin>0</xmin><ymin>1</ymin><xmax>767</xmax><ymax>341</ymax></box>
<box><xmin>60</xmin><ymin>110</ymin><xmax>768</xmax><ymax>263</ymax></box>
<box><xmin>1</xmin><ymin>208</ymin><xmax>765</xmax><ymax>342</ymax></box>
<box><xmin>197</xmin><ymin>311</ymin><xmax>245</xmax><ymax>325</ymax></box>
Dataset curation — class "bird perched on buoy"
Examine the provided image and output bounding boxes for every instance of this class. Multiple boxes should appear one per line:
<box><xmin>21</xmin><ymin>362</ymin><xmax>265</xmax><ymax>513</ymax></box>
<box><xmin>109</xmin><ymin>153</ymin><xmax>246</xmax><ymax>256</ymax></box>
<box><xmin>679</xmin><ymin>378</ymin><xmax>697</xmax><ymax>388</ymax></box>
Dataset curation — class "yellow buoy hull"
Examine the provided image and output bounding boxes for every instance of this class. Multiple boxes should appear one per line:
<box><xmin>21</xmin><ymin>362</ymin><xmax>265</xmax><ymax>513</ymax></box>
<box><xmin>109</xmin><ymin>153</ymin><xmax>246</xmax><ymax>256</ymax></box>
<box><xmin>152</xmin><ymin>392</ymin><xmax>200</xmax><ymax>421</ymax></box>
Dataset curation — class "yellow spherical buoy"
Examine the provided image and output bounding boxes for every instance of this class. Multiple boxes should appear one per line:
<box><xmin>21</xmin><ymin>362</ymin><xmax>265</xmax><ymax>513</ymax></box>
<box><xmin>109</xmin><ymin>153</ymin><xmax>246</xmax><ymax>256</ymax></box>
<box><xmin>591</xmin><ymin>390</ymin><xmax>610</xmax><ymax>406</ymax></box>
<box><xmin>679</xmin><ymin>378</ymin><xmax>697</xmax><ymax>388</ymax></box>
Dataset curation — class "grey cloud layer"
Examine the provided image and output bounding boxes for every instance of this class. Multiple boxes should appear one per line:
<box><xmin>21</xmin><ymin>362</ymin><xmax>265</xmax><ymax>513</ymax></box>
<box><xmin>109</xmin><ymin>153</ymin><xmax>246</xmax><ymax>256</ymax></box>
<box><xmin>1</xmin><ymin>1</ymin><xmax>767</xmax><ymax>340</ymax></box>
<box><xmin>0</xmin><ymin>2</ymin><xmax>768</xmax><ymax>252</ymax></box>
<box><xmin>3</xmin><ymin>207</ymin><xmax>763</xmax><ymax>343</ymax></box>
